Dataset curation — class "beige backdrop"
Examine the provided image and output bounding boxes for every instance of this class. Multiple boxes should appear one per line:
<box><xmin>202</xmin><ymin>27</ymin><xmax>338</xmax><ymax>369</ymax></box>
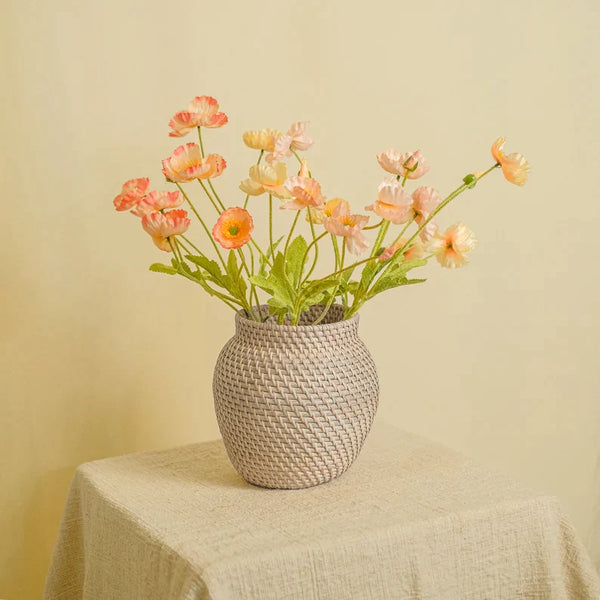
<box><xmin>2</xmin><ymin>0</ymin><xmax>599</xmax><ymax>597</ymax></box>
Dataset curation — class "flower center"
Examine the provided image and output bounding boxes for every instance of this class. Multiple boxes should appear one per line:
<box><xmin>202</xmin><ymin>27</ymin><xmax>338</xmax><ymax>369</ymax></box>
<box><xmin>228</xmin><ymin>225</ymin><xmax>240</xmax><ymax>236</ymax></box>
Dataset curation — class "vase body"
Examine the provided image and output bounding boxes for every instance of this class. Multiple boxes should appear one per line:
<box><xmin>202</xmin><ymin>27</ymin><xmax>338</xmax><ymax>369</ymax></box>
<box><xmin>213</xmin><ymin>305</ymin><xmax>379</xmax><ymax>489</ymax></box>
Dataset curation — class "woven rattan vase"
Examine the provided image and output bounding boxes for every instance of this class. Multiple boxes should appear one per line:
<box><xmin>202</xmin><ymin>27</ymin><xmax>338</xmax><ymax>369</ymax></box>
<box><xmin>213</xmin><ymin>305</ymin><xmax>379</xmax><ymax>489</ymax></box>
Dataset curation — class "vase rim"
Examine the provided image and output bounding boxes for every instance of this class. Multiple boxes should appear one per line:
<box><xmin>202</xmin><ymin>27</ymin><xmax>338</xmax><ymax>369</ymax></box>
<box><xmin>234</xmin><ymin>304</ymin><xmax>360</xmax><ymax>332</ymax></box>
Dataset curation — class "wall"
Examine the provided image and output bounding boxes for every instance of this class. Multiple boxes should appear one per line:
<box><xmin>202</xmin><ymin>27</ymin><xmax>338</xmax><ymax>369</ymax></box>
<box><xmin>2</xmin><ymin>0</ymin><xmax>599</xmax><ymax>597</ymax></box>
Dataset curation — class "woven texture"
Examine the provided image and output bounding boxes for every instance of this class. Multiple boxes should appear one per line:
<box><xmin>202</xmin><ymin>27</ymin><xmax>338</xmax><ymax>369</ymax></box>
<box><xmin>43</xmin><ymin>422</ymin><xmax>600</xmax><ymax>600</ymax></box>
<box><xmin>213</xmin><ymin>305</ymin><xmax>379</xmax><ymax>489</ymax></box>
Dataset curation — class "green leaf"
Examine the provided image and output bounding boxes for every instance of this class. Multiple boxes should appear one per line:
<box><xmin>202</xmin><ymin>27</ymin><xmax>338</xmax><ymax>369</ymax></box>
<box><xmin>299</xmin><ymin>276</ymin><xmax>343</xmax><ymax>310</ymax></box>
<box><xmin>185</xmin><ymin>255</ymin><xmax>229</xmax><ymax>288</ymax></box>
<box><xmin>226</xmin><ymin>250</ymin><xmax>239</xmax><ymax>278</ymax></box>
<box><xmin>346</xmin><ymin>281</ymin><xmax>360</xmax><ymax>297</ymax></box>
<box><xmin>149</xmin><ymin>263</ymin><xmax>177</xmax><ymax>275</ymax></box>
<box><xmin>285</xmin><ymin>235</ymin><xmax>308</xmax><ymax>287</ymax></box>
<box><xmin>250</xmin><ymin>251</ymin><xmax>296</xmax><ymax>314</ymax></box>
<box><xmin>226</xmin><ymin>251</ymin><xmax>249</xmax><ymax>299</ymax></box>
<box><xmin>367</xmin><ymin>259</ymin><xmax>428</xmax><ymax>299</ymax></box>
<box><xmin>359</xmin><ymin>258</ymin><xmax>383</xmax><ymax>291</ymax></box>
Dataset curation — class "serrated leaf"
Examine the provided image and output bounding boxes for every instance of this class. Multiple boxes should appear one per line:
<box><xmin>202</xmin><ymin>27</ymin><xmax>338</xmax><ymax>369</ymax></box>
<box><xmin>226</xmin><ymin>250</ymin><xmax>239</xmax><ymax>278</ymax></box>
<box><xmin>285</xmin><ymin>235</ymin><xmax>308</xmax><ymax>287</ymax></box>
<box><xmin>250</xmin><ymin>251</ymin><xmax>296</xmax><ymax>313</ymax></box>
<box><xmin>149</xmin><ymin>263</ymin><xmax>178</xmax><ymax>275</ymax></box>
<box><xmin>367</xmin><ymin>259</ymin><xmax>428</xmax><ymax>298</ymax></box>
<box><xmin>185</xmin><ymin>255</ymin><xmax>230</xmax><ymax>289</ymax></box>
<box><xmin>186</xmin><ymin>255</ymin><xmax>222</xmax><ymax>277</ymax></box>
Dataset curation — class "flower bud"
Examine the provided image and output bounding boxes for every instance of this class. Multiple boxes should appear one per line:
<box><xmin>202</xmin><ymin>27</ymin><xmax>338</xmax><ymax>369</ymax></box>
<box><xmin>463</xmin><ymin>174</ymin><xmax>478</xmax><ymax>189</ymax></box>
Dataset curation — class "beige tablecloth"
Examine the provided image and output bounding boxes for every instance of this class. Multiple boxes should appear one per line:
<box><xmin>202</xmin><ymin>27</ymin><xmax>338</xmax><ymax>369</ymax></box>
<box><xmin>44</xmin><ymin>423</ymin><xmax>600</xmax><ymax>599</ymax></box>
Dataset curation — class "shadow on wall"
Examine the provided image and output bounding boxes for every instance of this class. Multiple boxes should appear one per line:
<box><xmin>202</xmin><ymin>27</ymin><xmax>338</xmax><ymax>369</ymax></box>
<box><xmin>7</xmin><ymin>467</ymin><xmax>74</xmax><ymax>600</ymax></box>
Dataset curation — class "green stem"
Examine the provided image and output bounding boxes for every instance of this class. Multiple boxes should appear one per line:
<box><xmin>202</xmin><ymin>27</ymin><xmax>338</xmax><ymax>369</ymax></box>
<box><xmin>171</xmin><ymin>238</ymin><xmax>186</xmax><ymax>265</ymax></box>
<box><xmin>196</xmin><ymin>126</ymin><xmax>226</xmax><ymax>211</ymax></box>
<box><xmin>197</xmin><ymin>180</ymin><xmax>222</xmax><ymax>214</ymax></box>
<box><xmin>301</xmin><ymin>254</ymin><xmax>381</xmax><ymax>302</ymax></box>
<box><xmin>364</xmin><ymin>219</ymin><xmax>384</xmax><ymax>230</ymax></box>
<box><xmin>197</xmin><ymin>126</ymin><xmax>205</xmax><ymax>157</ymax></box>
<box><xmin>284</xmin><ymin>210</ymin><xmax>301</xmax><ymax>257</ymax></box>
<box><xmin>387</xmin><ymin>216</ymin><xmax>416</xmax><ymax>249</ymax></box>
<box><xmin>371</xmin><ymin>164</ymin><xmax>501</xmax><ymax>300</ymax></box>
<box><xmin>250</xmin><ymin>238</ymin><xmax>271</xmax><ymax>267</ymax></box>
<box><xmin>370</xmin><ymin>220</ymin><xmax>390</xmax><ymax>258</ymax></box>
<box><xmin>175</xmin><ymin>182</ymin><xmax>226</xmax><ymax>269</ymax></box>
<box><xmin>313</xmin><ymin>239</ymin><xmax>346</xmax><ymax>325</ymax></box>
<box><xmin>331</xmin><ymin>234</ymin><xmax>341</xmax><ymax>270</ymax></box>
<box><xmin>396</xmin><ymin>166</ymin><xmax>499</xmax><ymax>259</ymax></box>
<box><xmin>248</xmin><ymin>245</ymin><xmax>262</xmax><ymax>317</ymax></box>
<box><xmin>300</xmin><ymin>229</ymin><xmax>327</xmax><ymax>285</ymax></box>
<box><xmin>237</xmin><ymin>248</ymin><xmax>260</xmax><ymax>321</ymax></box>
<box><xmin>180</xmin><ymin>235</ymin><xmax>205</xmax><ymax>257</ymax></box>
<box><xmin>291</xmin><ymin>149</ymin><xmax>303</xmax><ymax>165</ymax></box>
<box><xmin>268</xmin><ymin>194</ymin><xmax>274</xmax><ymax>259</ymax></box>
<box><xmin>207</xmin><ymin>179</ymin><xmax>226</xmax><ymax>211</ymax></box>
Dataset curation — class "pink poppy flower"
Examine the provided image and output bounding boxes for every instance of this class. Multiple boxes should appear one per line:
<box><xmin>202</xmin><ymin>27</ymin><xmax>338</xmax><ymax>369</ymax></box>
<box><xmin>281</xmin><ymin>175</ymin><xmax>326</xmax><ymax>211</ymax></box>
<box><xmin>113</xmin><ymin>178</ymin><xmax>150</xmax><ymax>211</ymax></box>
<box><xmin>376</xmin><ymin>149</ymin><xmax>429</xmax><ymax>179</ymax></box>
<box><xmin>378</xmin><ymin>237</ymin><xmax>425</xmax><ymax>263</ymax></box>
<box><xmin>239</xmin><ymin>163</ymin><xmax>291</xmax><ymax>199</ymax></box>
<box><xmin>491</xmin><ymin>137</ymin><xmax>530</xmax><ymax>186</ymax></box>
<box><xmin>428</xmin><ymin>222</ymin><xmax>477</xmax><ymax>268</ymax></box>
<box><xmin>141</xmin><ymin>209</ymin><xmax>191</xmax><ymax>252</ymax></box>
<box><xmin>162</xmin><ymin>143</ymin><xmax>226</xmax><ymax>183</ymax></box>
<box><xmin>411</xmin><ymin>186</ymin><xmax>440</xmax><ymax>241</ymax></box>
<box><xmin>323</xmin><ymin>212</ymin><xmax>370</xmax><ymax>255</ymax></box>
<box><xmin>212</xmin><ymin>207</ymin><xmax>254</xmax><ymax>249</ymax></box>
<box><xmin>131</xmin><ymin>190</ymin><xmax>182</xmax><ymax>217</ymax></box>
<box><xmin>168</xmin><ymin>96</ymin><xmax>228</xmax><ymax>137</ymax></box>
<box><xmin>269</xmin><ymin>122</ymin><xmax>313</xmax><ymax>162</ymax></box>
<box><xmin>365</xmin><ymin>179</ymin><xmax>413</xmax><ymax>224</ymax></box>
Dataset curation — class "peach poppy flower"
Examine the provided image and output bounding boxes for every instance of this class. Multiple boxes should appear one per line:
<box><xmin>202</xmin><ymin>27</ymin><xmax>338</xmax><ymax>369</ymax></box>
<box><xmin>162</xmin><ymin>143</ymin><xmax>226</xmax><ymax>183</ymax></box>
<box><xmin>281</xmin><ymin>174</ymin><xmax>326</xmax><ymax>211</ymax></box>
<box><xmin>491</xmin><ymin>137</ymin><xmax>530</xmax><ymax>186</ymax></box>
<box><xmin>376</xmin><ymin>149</ymin><xmax>429</xmax><ymax>179</ymax></box>
<box><xmin>323</xmin><ymin>212</ymin><xmax>370</xmax><ymax>255</ymax></box>
<box><xmin>243</xmin><ymin>129</ymin><xmax>281</xmax><ymax>152</ymax></box>
<box><xmin>131</xmin><ymin>190</ymin><xmax>182</xmax><ymax>217</ymax></box>
<box><xmin>113</xmin><ymin>178</ymin><xmax>150</xmax><ymax>211</ymax></box>
<box><xmin>239</xmin><ymin>163</ymin><xmax>291</xmax><ymax>199</ymax></box>
<box><xmin>378</xmin><ymin>237</ymin><xmax>425</xmax><ymax>262</ymax></box>
<box><xmin>269</xmin><ymin>122</ymin><xmax>313</xmax><ymax>162</ymax></box>
<box><xmin>428</xmin><ymin>222</ymin><xmax>477</xmax><ymax>268</ymax></box>
<box><xmin>141</xmin><ymin>209</ymin><xmax>191</xmax><ymax>252</ymax></box>
<box><xmin>306</xmin><ymin>197</ymin><xmax>350</xmax><ymax>224</ymax></box>
<box><xmin>212</xmin><ymin>207</ymin><xmax>254</xmax><ymax>249</ymax></box>
<box><xmin>365</xmin><ymin>179</ymin><xmax>413</xmax><ymax>224</ymax></box>
<box><xmin>168</xmin><ymin>96</ymin><xmax>228</xmax><ymax>137</ymax></box>
<box><xmin>411</xmin><ymin>186</ymin><xmax>440</xmax><ymax>241</ymax></box>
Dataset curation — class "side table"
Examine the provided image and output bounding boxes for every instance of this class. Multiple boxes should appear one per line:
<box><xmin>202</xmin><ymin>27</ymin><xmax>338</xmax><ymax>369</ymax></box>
<box><xmin>44</xmin><ymin>422</ymin><xmax>600</xmax><ymax>599</ymax></box>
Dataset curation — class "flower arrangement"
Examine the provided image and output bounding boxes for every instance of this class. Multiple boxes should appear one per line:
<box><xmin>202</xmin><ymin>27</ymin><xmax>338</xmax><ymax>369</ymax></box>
<box><xmin>114</xmin><ymin>95</ymin><xmax>529</xmax><ymax>325</ymax></box>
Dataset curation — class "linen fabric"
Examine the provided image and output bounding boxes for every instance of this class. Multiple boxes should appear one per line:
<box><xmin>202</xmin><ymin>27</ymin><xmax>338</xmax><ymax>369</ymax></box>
<box><xmin>43</xmin><ymin>423</ymin><xmax>600</xmax><ymax>599</ymax></box>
